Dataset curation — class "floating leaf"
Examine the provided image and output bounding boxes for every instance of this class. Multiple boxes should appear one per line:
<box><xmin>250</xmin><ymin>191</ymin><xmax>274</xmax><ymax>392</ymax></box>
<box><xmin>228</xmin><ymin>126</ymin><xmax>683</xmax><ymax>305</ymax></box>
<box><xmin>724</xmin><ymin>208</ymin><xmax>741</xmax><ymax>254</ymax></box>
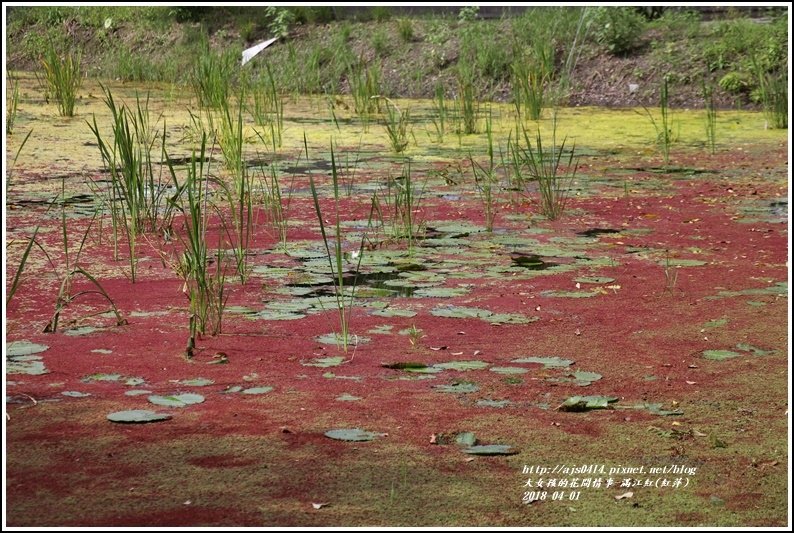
<box><xmin>489</xmin><ymin>366</ymin><xmax>529</xmax><ymax>374</ymax></box>
<box><xmin>61</xmin><ymin>391</ymin><xmax>91</xmax><ymax>398</ymax></box>
<box><xmin>82</xmin><ymin>373</ymin><xmax>122</xmax><ymax>382</ymax></box>
<box><xmin>735</xmin><ymin>343</ymin><xmax>773</xmax><ymax>356</ymax></box>
<box><xmin>382</xmin><ymin>362</ymin><xmax>442</xmax><ymax>374</ymax></box>
<box><xmin>6</xmin><ymin>357</ymin><xmax>48</xmax><ymax>375</ymax></box>
<box><xmin>574</xmin><ymin>276</ymin><xmax>615</xmax><ymax>284</ymax></box>
<box><xmin>322</xmin><ymin>372</ymin><xmax>363</xmax><ymax>381</ymax></box>
<box><xmin>540</xmin><ymin>290</ymin><xmax>598</xmax><ymax>298</ymax></box>
<box><xmin>570</xmin><ymin>371</ymin><xmax>602</xmax><ymax>386</ymax></box>
<box><xmin>414</xmin><ymin>287</ymin><xmax>470</xmax><ymax>298</ymax></box>
<box><xmin>124</xmin><ymin>389</ymin><xmax>153</xmax><ymax>396</ymax></box>
<box><xmin>303</xmin><ymin>356</ymin><xmax>346</xmax><ymax>368</ymax></box>
<box><xmin>147</xmin><ymin>393</ymin><xmax>205</xmax><ymax>408</ymax></box>
<box><xmin>476</xmin><ymin>399</ymin><xmax>511</xmax><ymax>408</ymax></box>
<box><xmin>107</xmin><ymin>410</ymin><xmax>172</xmax><ymax>423</ymax></box>
<box><xmin>179</xmin><ymin>378</ymin><xmax>214</xmax><ymax>386</ymax></box>
<box><xmin>463</xmin><ymin>445</ymin><xmax>517</xmax><ymax>456</ymax></box>
<box><xmin>324</xmin><ymin>428</ymin><xmax>384</xmax><ymax>442</ymax></box>
<box><xmin>6</xmin><ymin>341</ymin><xmax>49</xmax><ymax>357</ymax></box>
<box><xmin>432</xmin><ymin>361</ymin><xmax>489</xmax><ymax>371</ymax></box>
<box><xmin>659</xmin><ymin>258</ymin><xmax>707</xmax><ymax>267</ymax></box>
<box><xmin>221</xmin><ymin>386</ymin><xmax>244</xmax><ymax>394</ymax></box>
<box><xmin>241</xmin><ymin>386</ymin><xmax>274</xmax><ymax>395</ymax></box>
<box><xmin>433</xmin><ymin>382</ymin><xmax>479</xmax><ymax>393</ymax></box>
<box><xmin>703</xmin><ymin>318</ymin><xmax>728</xmax><ymax>328</ymax></box>
<box><xmin>370</xmin><ymin>308</ymin><xmax>418</xmax><ymax>318</ymax></box>
<box><xmin>511</xmin><ymin>357</ymin><xmax>574</xmax><ymax>368</ymax></box>
<box><xmin>559</xmin><ymin>395</ymin><xmax>618</xmax><ymax>411</ymax></box>
<box><xmin>644</xmin><ymin>403</ymin><xmax>684</xmax><ymax>416</ymax></box>
<box><xmin>455</xmin><ymin>432</ymin><xmax>477</xmax><ymax>447</ymax></box>
<box><xmin>702</xmin><ymin>350</ymin><xmax>742</xmax><ymax>361</ymax></box>
<box><xmin>314</xmin><ymin>333</ymin><xmax>371</xmax><ymax>346</ymax></box>
<box><xmin>91</xmin><ymin>349</ymin><xmax>114</xmax><ymax>355</ymax></box>
<box><xmin>336</xmin><ymin>393</ymin><xmax>362</xmax><ymax>401</ymax></box>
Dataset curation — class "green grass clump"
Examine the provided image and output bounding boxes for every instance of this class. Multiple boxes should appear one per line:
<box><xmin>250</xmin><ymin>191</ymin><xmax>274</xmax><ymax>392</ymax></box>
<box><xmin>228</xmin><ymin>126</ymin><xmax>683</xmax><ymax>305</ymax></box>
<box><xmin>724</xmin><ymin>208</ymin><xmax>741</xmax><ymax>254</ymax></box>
<box><xmin>39</xmin><ymin>41</ymin><xmax>82</xmax><ymax>116</ymax></box>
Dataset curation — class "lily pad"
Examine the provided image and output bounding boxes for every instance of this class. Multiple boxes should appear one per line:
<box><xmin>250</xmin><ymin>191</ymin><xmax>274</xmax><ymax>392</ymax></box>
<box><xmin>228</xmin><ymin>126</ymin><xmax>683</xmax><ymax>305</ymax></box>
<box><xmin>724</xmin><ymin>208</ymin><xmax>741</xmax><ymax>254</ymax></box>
<box><xmin>540</xmin><ymin>290</ymin><xmax>598</xmax><ymax>298</ymax></box>
<box><xmin>463</xmin><ymin>445</ymin><xmax>518</xmax><ymax>456</ymax></box>
<box><xmin>512</xmin><ymin>357</ymin><xmax>574</xmax><ymax>368</ymax></box>
<box><xmin>455</xmin><ymin>432</ymin><xmax>477</xmax><ymax>447</ymax></box>
<box><xmin>6</xmin><ymin>341</ymin><xmax>49</xmax><ymax>356</ymax></box>
<box><xmin>241</xmin><ymin>386</ymin><xmax>274</xmax><ymax>395</ymax></box>
<box><xmin>414</xmin><ymin>287</ymin><xmax>470</xmax><ymax>298</ymax></box>
<box><xmin>645</xmin><ymin>403</ymin><xmax>684</xmax><ymax>416</ymax></box>
<box><xmin>432</xmin><ymin>361</ymin><xmax>489</xmax><ymax>371</ymax></box>
<box><xmin>559</xmin><ymin>395</ymin><xmax>619</xmax><ymax>411</ymax></box>
<box><xmin>433</xmin><ymin>382</ymin><xmax>479</xmax><ymax>393</ymax></box>
<box><xmin>476</xmin><ymin>399</ymin><xmax>511</xmax><ymax>408</ymax></box>
<box><xmin>382</xmin><ymin>362</ymin><xmax>443</xmax><ymax>374</ymax></box>
<box><xmin>324</xmin><ymin>428</ymin><xmax>384</xmax><ymax>442</ymax></box>
<box><xmin>702</xmin><ymin>350</ymin><xmax>742</xmax><ymax>361</ymax></box>
<box><xmin>735</xmin><ymin>343</ymin><xmax>774</xmax><ymax>356</ymax></box>
<box><xmin>314</xmin><ymin>333</ymin><xmax>371</xmax><ymax>347</ymax></box>
<box><xmin>124</xmin><ymin>389</ymin><xmax>153</xmax><ymax>396</ymax></box>
<box><xmin>574</xmin><ymin>276</ymin><xmax>615</xmax><ymax>284</ymax></box>
<box><xmin>107</xmin><ymin>410</ymin><xmax>172</xmax><ymax>423</ymax></box>
<box><xmin>61</xmin><ymin>391</ymin><xmax>91</xmax><ymax>398</ymax></box>
<box><xmin>489</xmin><ymin>366</ymin><xmax>529</xmax><ymax>374</ymax></box>
<box><xmin>82</xmin><ymin>373</ymin><xmax>122</xmax><ymax>382</ymax></box>
<box><xmin>6</xmin><ymin>357</ymin><xmax>48</xmax><ymax>375</ymax></box>
<box><xmin>570</xmin><ymin>371</ymin><xmax>602</xmax><ymax>386</ymax></box>
<box><xmin>179</xmin><ymin>378</ymin><xmax>215</xmax><ymax>386</ymax></box>
<box><xmin>336</xmin><ymin>393</ymin><xmax>362</xmax><ymax>401</ymax></box>
<box><xmin>147</xmin><ymin>393</ymin><xmax>205</xmax><ymax>408</ymax></box>
<box><xmin>221</xmin><ymin>386</ymin><xmax>244</xmax><ymax>394</ymax></box>
<box><xmin>660</xmin><ymin>258</ymin><xmax>708</xmax><ymax>267</ymax></box>
<box><xmin>370</xmin><ymin>308</ymin><xmax>418</xmax><ymax>318</ymax></box>
<box><xmin>303</xmin><ymin>356</ymin><xmax>346</xmax><ymax>368</ymax></box>
<box><xmin>703</xmin><ymin>318</ymin><xmax>728</xmax><ymax>328</ymax></box>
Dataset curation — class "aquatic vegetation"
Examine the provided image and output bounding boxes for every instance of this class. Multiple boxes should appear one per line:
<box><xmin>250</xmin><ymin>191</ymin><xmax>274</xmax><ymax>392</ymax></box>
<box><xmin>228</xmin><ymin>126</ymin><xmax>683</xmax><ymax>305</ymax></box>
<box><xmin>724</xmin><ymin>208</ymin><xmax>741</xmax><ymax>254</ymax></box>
<box><xmin>39</xmin><ymin>41</ymin><xmax>82</xmax><ymax>117</ymax></box>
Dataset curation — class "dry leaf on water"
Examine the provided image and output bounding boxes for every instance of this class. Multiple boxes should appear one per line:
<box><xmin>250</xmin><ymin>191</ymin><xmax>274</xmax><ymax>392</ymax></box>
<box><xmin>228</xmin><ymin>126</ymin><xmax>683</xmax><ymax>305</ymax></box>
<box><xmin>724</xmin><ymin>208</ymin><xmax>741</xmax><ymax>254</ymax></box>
<box><xmin>312</xmin><ymin>502</ymin><xmax>330</xmax><ymax>510</ymax></box>
<box><xmin>615</xmin><ymin>492</ymin><xmax>633</xmax><ymax>500</ymax></box>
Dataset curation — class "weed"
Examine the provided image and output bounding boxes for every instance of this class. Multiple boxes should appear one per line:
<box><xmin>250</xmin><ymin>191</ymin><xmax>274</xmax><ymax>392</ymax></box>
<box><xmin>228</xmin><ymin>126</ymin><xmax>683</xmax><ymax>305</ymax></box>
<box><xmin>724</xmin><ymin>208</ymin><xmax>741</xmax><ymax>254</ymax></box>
<box><xmin>172</xmin><ymin>136</ymin><xmax>230</xmax><ymax>357</ymax></box>
<box><xmin>430</xmin><ymin>83</ymin><xmax>449</xmax><ymax>142</ymax></box>
<box><xmin>39</xmin><ymin>40</ymin><xmax>82</xmax><ymax>116</ymax></box>
<box><xmin>308</xmin><ymin>143</ymin><xmax>373</xmax><ymax>353</ymax></box>
<box><xmin>88</xmin><ymin>86</ymin><xmax>178</xmax><ymax>281</ymax></box>
<box><xmin>455</xmin><ymin>63</ymin><xmax>479</xmax><ymax>135</ymax></box>
<box><xmin>349</xmin><ymin>63</ymin><xmax>381</xmax><ymax>125</ymax></box>
<box><xmin>469</xmin><ymin>109</ymin><xmax>500</xmax><ymax>231</ymax></box>
<box><xmin>192</xmin><ymin>44</ymin><xmax>235</xmax><ymax>109</ymax></box>
<box><xmin>702</xmin><ymin>80</ymin><xmax>717</xmax><ymax>154</ymax></box>
<box><xmin>44</xmin><ymin>180</ymin><xmax>127</xmax><ymax>333</ymax></box>
<box><xmin>640</xmin><ymin>75</ymin><xmax>676</xmax><ymax>164</ymax></box>
<box><xmin>375</xmin><ymin>158</ymin><xmax>425</xmax><ymax>250</ymax></box>
<box><xmin>662</xmin><ymin>250</ymin><xmax>679</xmax><ymax>295</ymax></box>
<box><xmin>374</xmin><ymin>96</ymin><xmax>411</xmax><ymax>153</ymax></box>
<box><xmin>515</xmin><ymin>116</ymin><xmax>579</xmax><ymax>220</ymax></box>
<box><xmin>6</xmin><ymin>70</ymin><xmax>20</xmax><ymax>134</ymax></box>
